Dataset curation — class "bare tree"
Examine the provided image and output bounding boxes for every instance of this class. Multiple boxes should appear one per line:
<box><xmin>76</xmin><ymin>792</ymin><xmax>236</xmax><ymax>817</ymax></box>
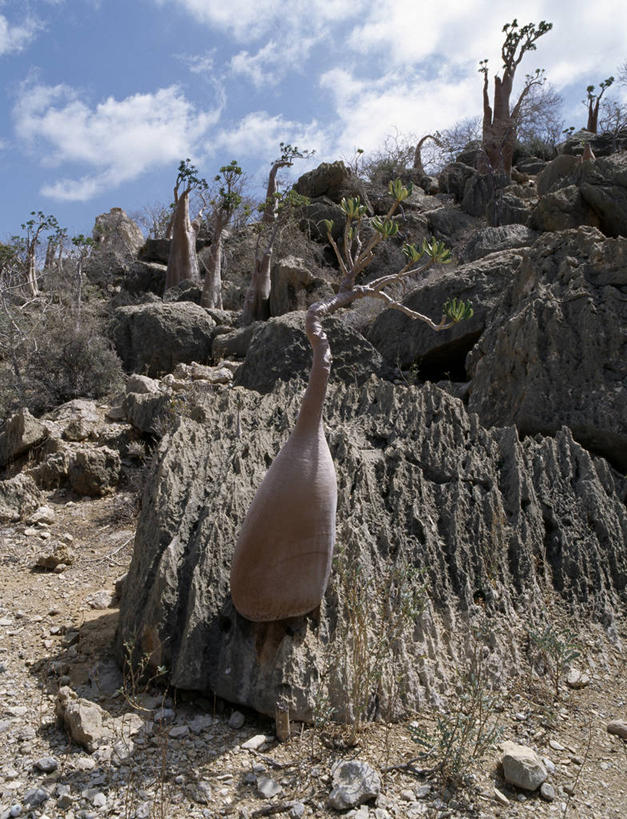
<box><xmin>479</xmin><ymin>19</ymin><xmax>552</xmax><ymax>179</ymax></box>
<box><xmin>230</xmin><ymin>180</ymin><xmax>473</xmax><ymax>622</ymax></box>
<box><xmin>164</xmin><ymin>160</ymin><xmax>208</xmax><ymax>293</ymax></box>
<box><xmin>584</xmin><ymin>77</ymin><xmax>614</xmax><ymax>133</ymax></box>
<box><xmin>241</xmin><ymin>143</ymin><xmax>312</xmax><ymax>325</ymax></box>
<box><xmin>413</xmin><ymin>133</ymin><xmax>444</xmax><ymax>175</ymax></box>
<box><xmin>201</xmin><ymin>160</ymin><xmax>244</xmax><ymax>309</ymax></box>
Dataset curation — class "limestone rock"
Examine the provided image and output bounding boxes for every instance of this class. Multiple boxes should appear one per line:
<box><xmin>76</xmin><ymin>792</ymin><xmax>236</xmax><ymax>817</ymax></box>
<box><xmin>234</xmin><ymin>311</ymin><xmax>393</xmax><ymax>393</ymax></box>
<box><xmin>0</xmin><ymin>474</ymin><xmax>44</xmax><ymax>523</ymax></box>
<box><xmin>115</xmin><ymin>379</ymin><xmax>626</xmax><ymax>722</ymax></box>
<box><xmin>438</xmin><ymin>161</ymin><xmax>477</xmax><ymax>202</ymax></box>
<box><xmin>123</xmin><ymin>260</ymin><xmax>167</xmax><ymax>295</ymax></box>
<box><xmin>606</xmin><ymin>720</ymin><xmax>627</xmax><ymax>740</ymax></box>
<box><xmin>111</xmin><ymin>301</ymin><xmax>216</xmax><ymax>376</ymax></box>
<box><xmin>468</xmin><ymin>227</ymin><xmax>627</xmax><ymax>470</ymax></box>
<box><xmin>0</xmin><ymin>408</ymin><xmax>48</xmax><ymax>468</ymax></box>
<box><xmin>536</xmin><ymin>154</ymin><xmax>582</xmax><ymax>196</ymax></box>
<box><xmin>367</xmin><ymin>249</ymin><xmax>522</xmax><ymax>371</ymax></box>
<box><xmin>55</xmin><ymin>686</ymin><xmax>108</xmax><ymax>752</ymax></box>
<box><xmin>269</xmin><ymin>255</ymin><xmax>333</xmax><ymax>317</ymax></box>
<box><xmin>298</xmin><ymin>198</ymin><xmax>346</xmax><ymax>242</ymax></box>
<box><xmin>531</xmin><ymin>185</ymin><xmax>599</xmax><ymax>232</ymax></box>
<box><xmin>579</xmin><ymin>152</ymin><xmax>627</xmax><ymax>237</ymax></box>
<box><xmin>461</xmin><ymin>225</ymin><xmax>537</xmax><ymax>262</ymax></box>
<box><xmin>501</xmin><ymin>741</ymin><xmax>547</xmax><ymax>791</ymax></box>
<box><xmin>36</xmin><ymin>543</ymin><xmax>75</xmax><ymax>570</ymax></box>
<box><xmin>328</xmin><ymin>760</ymin><xmax>381</xmax><ymax>810</ymax></box>
<box><xmin>68</xmin><ymin>447</ymin><xmax>121</xmax><ymax>496</ymax></box>
<box><xmin>294</xmin><ymin>161</ymin><xmax>366</xmax><ymax>204</ymax></box>
<box><xmin>427</xmin><ymin>206</ymin><xmax>478</xmax><ymax>244</ymax></box>
<box><xmin>212</xmin><ymin>324</ymin><xmax>258</xmax><ymax>360</ymax></box>
<box><xmin>92</xmin><ymin>207</ymin><xmax>144</xmax><ymax>257</ymax></box>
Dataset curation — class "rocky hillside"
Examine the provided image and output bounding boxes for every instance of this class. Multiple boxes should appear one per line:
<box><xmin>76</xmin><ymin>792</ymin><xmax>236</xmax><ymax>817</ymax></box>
<box><xmin>1</xmin><ymin>137</ymin><xmax>626</xmax><ymax>816</ymax></box>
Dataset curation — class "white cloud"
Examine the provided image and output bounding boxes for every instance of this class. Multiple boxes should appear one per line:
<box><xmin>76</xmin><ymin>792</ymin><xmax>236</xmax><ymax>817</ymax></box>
<box><xmin>208</xmin><ymin>111</ymin><xmax>328</xmax><ymax>161</ymax></box>
<box><xmin>0</xmin><ymin>13</ymin><xmax>41</xmax><ymax>55</ymax></box>
<box><xmin>319</xmin><ymin>66</ymin><xmax>479</xmax><ymax>159</ymax></box>
<box><xmin>230</xmin><ymin>38</ymin><xmax>317</xmax><ymax>87</ymax></box>
<box><xmin>13</xmin><ymin>82</ymin><xmax>222</xmax><ymax>201</ymax></box>
<box><xmin>155</xmin><ymin>0</ymin><xmax>365</xmax><ymax>40</ymax></box>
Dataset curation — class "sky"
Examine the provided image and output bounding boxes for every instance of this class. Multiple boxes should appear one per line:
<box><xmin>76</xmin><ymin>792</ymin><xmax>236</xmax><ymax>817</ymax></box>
<box><xmin>0</xmin><ymin>0</ymin><xmax>626</xmax><ymax>241</ymax></box>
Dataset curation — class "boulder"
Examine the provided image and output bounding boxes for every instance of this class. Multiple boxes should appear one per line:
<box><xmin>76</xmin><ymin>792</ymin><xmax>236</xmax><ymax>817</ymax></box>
<box><xmin>212</xmin><ymin>324</ymin><xmax>258</xmax><ymax>360</ymax></box>
<box><xmin>124</xmin><ymin>392</ymin><xmax>171</xmax><ymax>436</ymax></box>
<box><xmin>438</xmin><ymin>162</ymin><xmax>477</xmax><ymax>201</ymax></box>
<box><xmin>461</xmin><ymin>225</ymin><xmax>537</xmax><ymax>262</ymax></box>
<box><xmin>294</xmin><ymin>161</ymin><xmax>366</xmax><ymax>204</ymax></box>
<box><xmin>0</xmin><ymin>408</ymin><xmax>48</xmax><ymax>469</ymax></box>
<box><xmin>55</xmin><ymin>687</ymin><xmax>108</xmax><ymax>753</ymax></box>
<box><xmin>427</xmin><ymin>206</ymin><xmax>479</xmax><ymax>244</ymax></box>
<box><xmin>461</xmin><ymin>173</ymin><xmax>493</xmax><ymax>217</ymax></box>
<box><xmin>116</xmin><ymin>379</ymin><xmax>626</xmax><ymax>722</ymax></box>
<box><xmin>92</xmin><ymin>207</ymin><xmax>144</xmax><ymax>257</ymax></box>
<box><xmin>531</xmin><ymin>185</ymin><xmax>600</xmax><ymax>232</ymax></box>
<box><xmin>579</xmin><ymin>152</ymin><xmax>627</xmax><ymax>237</ymax></box>
<box><xmin>111</xmin><ymin>302</ymin><xmax>216</xmax><ymax>376</ymax></box>
<box><xmin>367</xmin><ymin>249</ymin><xmax>523</xmax><ymax>372</ymax></box>
<box><xmin>233</xmin><ymin>312</ymin><xmax>393</xmax><ymax>393</ymax></box>
<box><xmin>162</xmin><ymin>279</ymin><xmax>203</xmax><ymax>305</ymax></box>
<box><xmin>328</xmin><ymin>760</ymin><xmax>381</xmax><ymax>810</ymax></box>
<box><xmin>488</xmin><ymin>183</ymin><xmax>536</xmax><ymax>227</ymax></box>
<box><xmin>269</xmin><ymin>256</ymin><xmax>334</xmax><ymax>317</ymax></box>
<box><xmin>468</xmin><ymin>227</ymin><xmax>627</xmax><ymax>470</ymax></box>
<box><xmin>515</xmin><ymin>156</ymin><xmax>548</xmax><ymax>175</ymax></box>
<box><xmin>536</xmin><ymin>154</ymin><xmax>582</xmax><ymax>196</ymax></box>
<box><xmin>0</xmin><ymin>474</ymin><xmax>44</xmax><ymax>523</ymax></box>
<box><xmin>123</xmin><ymin>261</ymin><xmax>167</xmax><ymax>296</ymax></box>
<box><xmin>68</xmin><ymin>447</ymin><xmax>121</xmax><ymax>496</ymax></box>
<box><xmin>501</xmin><ymin>742</ymin><xmax>547</xmax><ymax>791</ymax></box>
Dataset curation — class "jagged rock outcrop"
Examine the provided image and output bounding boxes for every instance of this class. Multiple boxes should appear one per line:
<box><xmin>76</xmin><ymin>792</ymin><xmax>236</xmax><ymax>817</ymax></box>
<box><xmin>460</xmin><ymin>225</ymin><xmax>537</xmax><ymax>262</ymax></box>
<box><xmin>92</xmin><ymin>208</ymin><xmax>144</xmax><ymax>257</ymax></box>
<box><xmin>0</xmin><ymin>474</ymin><xmax>43</xmax><ymax>522</ymax></box>
<box><xmin>269</xmin><ymin>256</ymin><xmax>334</xmax><ymax>317</ymax></box>
<box><xmin>111</xmin><ymin>302</ymin><xmax>216</xmax><ymax>376</ymax></box>
<box><xmin>0</xmin><ymin>408</ymin><xmax>48</xmax><ymax>469</ymax></box>
<box><xmin>367</xmin><ymin>250</ymin><xmax>523</xmax><ymax>373</ymax></box>
<box><xmin>468</xmin><ymin>227</ymin><xmax>627</xmax><ymax>471</ymax></box>
<box><xmin>294</xmin><ymin>161</ymin><xmax>366</xmax><ymax>204</ymax></box>
<box><xmin>116</xmin><ymin>379</ymin><xmax>626</xmax><ymax>722</ymax></box>
<box><xmin>233</xmin><ymin>312</ymin><xmax>393</xmax><ymax>393</ymax></box>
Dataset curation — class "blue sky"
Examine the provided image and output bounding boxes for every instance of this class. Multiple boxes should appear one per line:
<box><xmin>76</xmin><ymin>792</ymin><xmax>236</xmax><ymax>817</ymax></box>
<box><xmin>1</xmin><ymin>0</ymin><xmax>625</xmax><ymax>241</ymax></box>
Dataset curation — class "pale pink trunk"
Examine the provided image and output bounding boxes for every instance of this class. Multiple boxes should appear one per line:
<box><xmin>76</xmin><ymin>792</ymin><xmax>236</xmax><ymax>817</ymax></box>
<box><xmin>230</xmin><ymin>304</ymin><xmax>337</xmax><ymax>622</ymax></box>
<box><xmin>165</xmin><ymin>190</ymin><xmax>200</xmax><ymax>291</ymax></box>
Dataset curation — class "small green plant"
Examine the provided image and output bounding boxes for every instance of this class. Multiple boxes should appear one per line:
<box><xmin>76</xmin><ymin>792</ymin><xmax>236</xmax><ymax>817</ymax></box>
<box><xmin>410</xmin><ymin>627</ymin><xmax>504</xmax><ymax>787</ymax></box>
<box><xmin>528</xmin><ymin>623</ymin><xmax>581</xmax><ymax>700</ymax></box>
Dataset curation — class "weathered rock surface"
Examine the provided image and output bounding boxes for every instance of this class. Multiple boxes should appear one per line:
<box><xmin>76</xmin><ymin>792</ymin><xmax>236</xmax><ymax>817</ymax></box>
<box><xmin>367</xmin><ymin>250</ymin><xmax>522</xmax><ymax>372</ymax></box>
<box><xmin>328</xmin><ymin>760</ymin><xmax>381</xmax><ymax>810</ymax></box>
<box><xmin>111</xmin><ymin>302</ymin><xmax>216</xmax><ymax>376</ymax></box>
<box><xmin>269</xmin><ymin>256</ymin><xmax>334</xmax><ymax>317</ymax></box>
<box><xmin>536</xmin><ymin>154</ymin><xmax>582</xmax><ymax>196</ymax></box>
<box><xmin>116</xmin><ymin>378</ymin><xmax>626</xmax><ymax>722</ymax></box>
<box><xmin>123</xmin><ymin>260</ymin><xmax>167</xmax><ymax>295</ymax></box>
<box><xmin>234</xmin><ymin>311</ymin><xmax>393</xmax><ymax>393</ymax></box>
<box><xmin>55</xmin><ymin>686</ymin><xmax>107</xmax><ymax>752</ymax></box>
<box><xmin>460</xmin><ymin>225</ymin><xmax>537</xmax><ymax>262</ymax></box>
<box><xmin>92</xmin><ymin>207</ymin><xmax>144</xmax><ymax>257</ymax></box>
<box><xmin>501</xmin><ymin>741</ymin><xmax>547</xmax><ymax>791</ymax></box>
<box><xmin>0</xmin><ymin>408</ymin><xmax>48</xmax><ymax>469</ymax></box>
<box><xmin>294</xmin><ymin>161</ymin><xmax>366</xmax><ymax>204</ymax></box>
<box><xmin>68</xmin><ymin>447</ymin><xmax>121</xmax><ymax>496</ymax></box>
<box><xmin>0</xmin><ymin>474</ymin><xmax>44</xmax><ymax>522</ymax></box>
<box><xmin>578</xmin><ymin>152</ymin><xmax>627</xmax><ymax>237</ymax></box>
<box><xmin>468</xmin><ymin>227</ymin><xmax>627</xmax><ymax>470</ymax></box>
<box><xmin>531</xmin><ymin>185</ymin><xmax>600</xmax><ymax>232</ymax></box>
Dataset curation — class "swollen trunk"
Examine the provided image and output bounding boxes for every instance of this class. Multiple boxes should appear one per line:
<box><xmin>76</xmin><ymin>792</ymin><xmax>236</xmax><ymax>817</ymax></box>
<box><xmin>230</xmin><ymin>307</ymin><xmax>337</xmax><ymax>621</ymax></box>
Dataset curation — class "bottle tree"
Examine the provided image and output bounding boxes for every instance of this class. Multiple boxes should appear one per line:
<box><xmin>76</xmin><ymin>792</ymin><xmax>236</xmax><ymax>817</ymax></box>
<box><xmin>584</xmin><ymin>77</ymin><xmax>614</xmax><ymax>133</ymax></box>
<box><xmin>164</xmin><ymin>159</ymin><xmax>208</xmax><ymax>293</ymax></box>
<box><xmin>230</xmin><ymin>179</ymin><xmax>473</xmax><ymax>622</ymax></box>
<box><xmin>479</xmin><ymin>19</ymin><xmax>552</xmax><ymax>180</ymax></box>
<box><xmin>241</xmin><ymin>143</ymin><xmax>312</xmax><ymax>325</ymax></box>
<box><xmin>200</xmin><ymin>161</ymin><xmax>244</xmax><ymax>309</ymax></box>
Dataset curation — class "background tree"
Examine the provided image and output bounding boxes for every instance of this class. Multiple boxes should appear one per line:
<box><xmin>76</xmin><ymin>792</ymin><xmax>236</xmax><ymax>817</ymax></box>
<box><xmin>19</xmin><ymin>211</ymin><xmax>59</xmax><ymax>297</ymax></box>
<box><xmin>70</xmin><ymin>234</ymin><xmax>94</xmax><ymax>327</ymax></box>
<box><xmin>413</xmin><ymin>133</ymin><xmax>444</xmax><ymax>175</ymax></box>
<box><xmin>201</xmin><ymin>160</ymin><xmax>244</xmax><ymax>310</ymax></box>
<box><xmin>164</xmin><ymin>159</ymin><xmax>208</xmax><ymax>293</ymax></box>
<box><xmin>241</xmin><ymin>143</ymin><xmax>312</xmax><ymax>325</ymax></box>
<box><xmin>584</xmin><ymin>77</ymin><xmax>614</xmax><ymax>133</ymax></box>
<box><xmin>479</xmin><ymin>19</ymin><xmax>552</xmax><ymax>179</ymax></box>
<box><xmin>231</xmin><ymin>179</ymin><xmax>472</xmax><ymax>622</ymax></box>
